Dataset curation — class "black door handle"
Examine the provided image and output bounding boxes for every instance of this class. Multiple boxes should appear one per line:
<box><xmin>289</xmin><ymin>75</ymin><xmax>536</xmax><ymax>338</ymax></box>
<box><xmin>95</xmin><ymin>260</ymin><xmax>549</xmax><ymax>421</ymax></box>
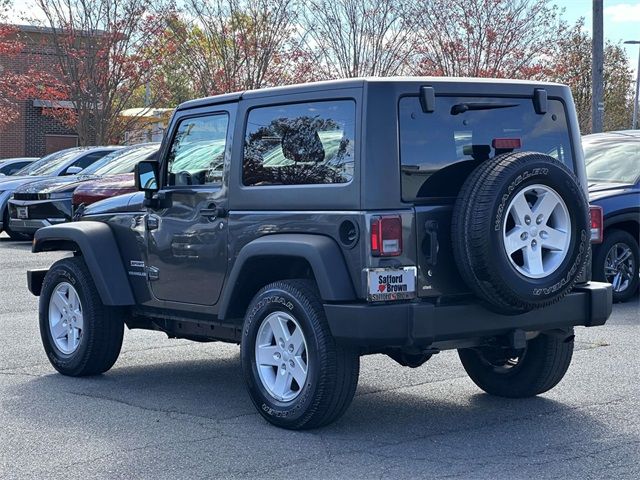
<box><xmin>201</xmin><ymin>204</ymin><xmax>227</xmax><ymax>219</ymax></box>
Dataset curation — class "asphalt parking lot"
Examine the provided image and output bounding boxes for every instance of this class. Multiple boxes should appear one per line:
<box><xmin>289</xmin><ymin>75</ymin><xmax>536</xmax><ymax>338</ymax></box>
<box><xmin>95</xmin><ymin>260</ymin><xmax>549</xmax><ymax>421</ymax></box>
<box><xmin>0</xmin><ymin>232</ymin><xmax>638</xmax><ymax>480</ymax></box>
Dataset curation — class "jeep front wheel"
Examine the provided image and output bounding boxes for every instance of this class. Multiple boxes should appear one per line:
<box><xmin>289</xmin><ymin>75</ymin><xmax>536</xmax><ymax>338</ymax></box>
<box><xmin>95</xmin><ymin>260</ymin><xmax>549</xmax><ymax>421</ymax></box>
<box><xmin>39</xmin><ymin>257</ymin><xmax>124</xmax><ymax>376</ymax></box>
<box><xmin>241</xmin><ymin>279</ymin><xmax>360</xmax><ymax>429</ymax></box>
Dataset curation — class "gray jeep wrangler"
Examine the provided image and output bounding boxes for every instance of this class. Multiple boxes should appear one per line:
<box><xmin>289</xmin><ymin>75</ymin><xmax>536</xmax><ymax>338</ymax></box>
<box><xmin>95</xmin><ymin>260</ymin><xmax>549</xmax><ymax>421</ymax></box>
<box><xmin>27</xmin><ymin>78</ymin><xmax>612</xmax><ymax>429</ymax></box>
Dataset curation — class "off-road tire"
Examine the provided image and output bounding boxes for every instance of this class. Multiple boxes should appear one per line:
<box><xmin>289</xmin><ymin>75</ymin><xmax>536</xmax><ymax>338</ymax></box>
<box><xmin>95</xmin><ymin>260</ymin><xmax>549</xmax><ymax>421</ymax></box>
<box><xmin>593</xmin><ymin>228</ymin><xmax>639</xmax><ymax>303</ymax></box>
<box><xmin>39</xmin><ymin>257</ymin><xmax>124</xmax><ymax>376</ymax></box>
<box><xmin>241</xmin><ymin>279</ymin><xmax>360</xmax><ymax>430</ymax></box>
<box><xmin>452</xmin><ymin>152</ymin><xmax>590</xmax><ymax>314</ymax></box>
<box><xmin>458</xmin><ymin>331</ymin><xmax>574</xmax><ymax>397</ymax></box>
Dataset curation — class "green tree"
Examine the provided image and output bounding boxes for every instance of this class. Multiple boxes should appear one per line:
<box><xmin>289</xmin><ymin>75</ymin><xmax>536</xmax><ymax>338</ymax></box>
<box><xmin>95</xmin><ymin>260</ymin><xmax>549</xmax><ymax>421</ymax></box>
<box><xmin>551</xmin><ymin>20</ymin><xmax>634</xmax><ymax>133</ymax></box>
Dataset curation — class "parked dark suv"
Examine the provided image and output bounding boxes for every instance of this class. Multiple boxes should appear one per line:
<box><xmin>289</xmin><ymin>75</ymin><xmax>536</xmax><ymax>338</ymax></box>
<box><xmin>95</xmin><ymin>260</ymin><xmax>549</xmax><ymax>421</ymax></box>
<box><xmin>27</xmin><ymin>78</ymin><xmax>612</xmax><ymax>429</ymax></box>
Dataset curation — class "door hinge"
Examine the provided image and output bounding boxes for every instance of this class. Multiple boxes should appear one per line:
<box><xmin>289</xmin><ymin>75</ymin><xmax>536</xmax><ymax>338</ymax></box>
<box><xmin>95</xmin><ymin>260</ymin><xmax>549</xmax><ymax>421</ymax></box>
<box><xmin>146</xmin><ymin>266</ymin><xmax>160</xmax><ymax>281</ymax></box>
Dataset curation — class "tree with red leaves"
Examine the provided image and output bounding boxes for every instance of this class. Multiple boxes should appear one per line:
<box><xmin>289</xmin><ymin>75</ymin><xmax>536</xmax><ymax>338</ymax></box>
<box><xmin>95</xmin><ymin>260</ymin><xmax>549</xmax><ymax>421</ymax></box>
<box><xmin>415</xmin><ymin>0</ymin><xmax>566</xmax><ymax>79</ymax></box>
<box><xmin>0</xmin><ymin>2</ymin><xmax>68</xmax><ymax>132</ymax></box>
<box><xmin>167</xmin><ymin>0</ymin><xmax>310</xmax><ymax>97</ymax></box>
<box><xmin>0</xmin><ymin>22</ymin><xmax>23</xmax><ymax>129</ymax></box>
<box><xmin>32</xmin><ymin>0</ymin><xmax>170</xmax><ymax>145</ymax></box>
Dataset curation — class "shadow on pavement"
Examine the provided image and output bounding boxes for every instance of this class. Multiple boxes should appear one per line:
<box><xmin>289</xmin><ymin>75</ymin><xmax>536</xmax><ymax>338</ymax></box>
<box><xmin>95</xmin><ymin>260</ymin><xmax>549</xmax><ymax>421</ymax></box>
<box><xmin>6</xmin><ymin>352</ymin><xmax>621</xmax><ymax>444</ymax></box>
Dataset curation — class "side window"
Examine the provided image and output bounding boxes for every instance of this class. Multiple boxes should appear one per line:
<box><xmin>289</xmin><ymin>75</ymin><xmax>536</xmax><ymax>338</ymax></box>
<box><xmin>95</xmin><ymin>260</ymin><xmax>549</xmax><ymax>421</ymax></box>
<box><xmin>71</xmin><ymin>151</ymin><xmax>111</xmax><ymax>171</ymax></box>
<box><xmin>166</xmin><ymin>114</ymin><xmax>228</xmax><ymax>186</ymax></box>
<box><xmin>243</xmin><ymin>100</ymin><xmax>355</xmax><ymax>186</ymax></box>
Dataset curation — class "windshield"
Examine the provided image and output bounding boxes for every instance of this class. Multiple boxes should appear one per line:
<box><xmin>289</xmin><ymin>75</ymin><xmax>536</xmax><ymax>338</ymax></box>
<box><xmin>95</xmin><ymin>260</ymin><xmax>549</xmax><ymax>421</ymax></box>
<box><xmin>584</xmin><ymin>137</ymin><xmax>640</xmax><ymax>184</ymax></box>
<box><xmin>84</xmin><ymin>145</ymin><xmax>159</xmax><ymax>176</ymax></box>
<box><xmin>14</xmin><ymin>149</ymin><xmax>81</xmax><ymax>176</ymax></box>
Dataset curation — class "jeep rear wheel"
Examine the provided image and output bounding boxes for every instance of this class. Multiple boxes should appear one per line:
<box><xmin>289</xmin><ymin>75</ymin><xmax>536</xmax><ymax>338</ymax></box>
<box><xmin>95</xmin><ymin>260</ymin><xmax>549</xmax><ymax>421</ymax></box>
<box><xmin>241</xmin><ymin>279</ymin><xmax>360</xmax><ymax>430</ymax></box>
<box><xmin>39</xmin><ymin>257</ymin><xmax>124</xmax><ymax>376</ymax></box>
<box><xmin>452</xmin><ymin>152</ymin><xmax>590</xmax><ymax>314</ymax></box>
<box><xmin>458</xmin><ymin>331</ymin><xmax>574</xmax><ymax>397</ymax></box>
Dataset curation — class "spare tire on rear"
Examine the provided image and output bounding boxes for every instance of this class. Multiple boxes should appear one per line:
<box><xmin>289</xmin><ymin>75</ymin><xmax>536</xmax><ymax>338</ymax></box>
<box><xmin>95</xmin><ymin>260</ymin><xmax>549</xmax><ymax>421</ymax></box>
<box><xmin>452</xmin><ymin>151</ymin><xmax>590</xmax><ymax>314</ymax></box>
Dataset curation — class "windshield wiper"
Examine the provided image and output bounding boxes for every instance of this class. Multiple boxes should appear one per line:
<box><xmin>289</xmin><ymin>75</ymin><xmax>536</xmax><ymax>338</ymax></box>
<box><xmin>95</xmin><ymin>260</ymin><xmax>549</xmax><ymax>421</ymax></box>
<box><xmin>451</xmin><ymin>102</ymin><xmax>518</xmax><ymax>115</ymax></box>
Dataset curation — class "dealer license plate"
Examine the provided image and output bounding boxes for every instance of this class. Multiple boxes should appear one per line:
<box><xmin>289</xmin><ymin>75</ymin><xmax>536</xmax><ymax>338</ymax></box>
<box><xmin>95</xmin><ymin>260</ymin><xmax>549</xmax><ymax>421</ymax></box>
<box><xmin>367</xmin><ymin>267</ymin><xmax>416</xmax><ymax>302</ymax></box>
<box><xmin>16</xmin><ymin>207</ymin><xmax>28</xmax><ymax>219</ymax></box>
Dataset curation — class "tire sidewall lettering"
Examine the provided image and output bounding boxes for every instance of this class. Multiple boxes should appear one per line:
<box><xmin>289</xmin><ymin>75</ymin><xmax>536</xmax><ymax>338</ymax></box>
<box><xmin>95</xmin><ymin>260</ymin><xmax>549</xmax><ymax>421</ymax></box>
<box><xmin>243</xmin><ymin>289</ymin><xmax>316</xmax><ymax>421</ymax></box>
<box><xmin>455</xmin><ymin>152</ymin><xmax>591</xmax><ymax>311</ymax></box>
<box><xmin>494</xmin><ymin>167</ymin><xmax>549</xmax><ymax>232</ymax></box>
<box><xmin>491</xmin><ymin>162</ymin><xmax>588</xmax><ymax>301</ymax></box>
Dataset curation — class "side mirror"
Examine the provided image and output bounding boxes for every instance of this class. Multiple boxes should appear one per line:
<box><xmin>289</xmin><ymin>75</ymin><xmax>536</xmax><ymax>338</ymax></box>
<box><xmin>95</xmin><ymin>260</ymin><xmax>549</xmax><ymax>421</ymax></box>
<box><xmin>135</xmin><ymin>160</ymin><xmax>159</xmax><ymax>193</ymax></box>
<box><xmin>65</xmin><ymin>166</ymin><xmax>83</xmax><ymax>175</ymax></box>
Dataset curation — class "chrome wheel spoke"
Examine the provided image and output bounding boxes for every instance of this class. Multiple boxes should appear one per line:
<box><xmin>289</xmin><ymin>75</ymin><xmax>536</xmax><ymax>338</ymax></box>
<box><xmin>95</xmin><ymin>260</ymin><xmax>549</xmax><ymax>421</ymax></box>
<box><xmin>612</xmin><ymin>272</ymin><xmax>623</xmax><ymax>291</ymax></box>
<box><xmin>540</xmin><ymin>227</ymin><xmax>567</xmax><ymax>251</ymax></box>
<box><xmin>290</xmin><ymin>357</ymin><xmax>308</xmax><ymax>387</ymax></box>
<box><xmin>523</xmin><ymin>246</ymin><xmax>544</xmax><ymax>276</ymax></box>
<box><xmin>255</xmin><ymin>311</ymin><xmax>309</xmax><ymax>403</ymax></box>
<box><xmin>49</xmin><ymin>282</ymin><xmax>83</xmax><ymax>355</ymax></box>
<box><xmin>289</xmin><ymin>327</ymin><xmax>305</xmax><ymax>355</ymax></box>
<box><xmin>505</xmin><ymin>227</ymin><xmax>527</xmax><ymax>255</ymax></box>
<box><xmin>533</xmin><ymin>191</ymin><xmax>559</xmax><ymax>219</ymax></box>
<box><xmin>50</xmin><ymin>318</ymin><xmax>67</xmax><ymax>339</ymax></box>
<box><xmin>503</xmin><ymin>184</ymin><xmax>570</xmax><ymax>279</ymax></box>
<box><xmin>268</xmin><ymin>315</ymin><xmax>290</xmax><ymax>344</ymax></box>
<box><xmin>68</xmin><ymin>328</ymin><xmax>78</xmax><ymax>351</ymax></box>
<box><xmin>52</xmin><ymin>290</ymin><xmax>69</xmax><ymax>314</ymax></box>
<box><xmin>73</xmin><ymin>311</ymin><xmax>84</xmax><ymax>331</ymax></box>
<box><xmin>605</xmin><ymin>243</ymin><xmax>634</xmax><ymax>292</ymax></box>
<box><xmin>616</xmin><ymin>248</ymin><xmax>632</xmax><ymax>264</ymax></box>
<box><xmin>257</xmin><ymin>345</ymin><xmax>280</xmax><ymax>366</ymax></box>
<box><xmin>273</xmin><ymin>368</ymin><xmax>292</xmax><ymax>397</ymax></box>
<box><xmin>511</xmin><ymin>195</ymin><xmax>533</xmax><ymax>226</ymax></box>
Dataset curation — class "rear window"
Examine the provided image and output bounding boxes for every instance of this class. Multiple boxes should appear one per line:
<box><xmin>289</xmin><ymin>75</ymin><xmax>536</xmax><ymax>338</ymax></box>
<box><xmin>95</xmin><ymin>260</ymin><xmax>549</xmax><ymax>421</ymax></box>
<box><xmin>399</xmin><ymin>96</ymin><xmax>573</xmax><ymax>202</ymax></box>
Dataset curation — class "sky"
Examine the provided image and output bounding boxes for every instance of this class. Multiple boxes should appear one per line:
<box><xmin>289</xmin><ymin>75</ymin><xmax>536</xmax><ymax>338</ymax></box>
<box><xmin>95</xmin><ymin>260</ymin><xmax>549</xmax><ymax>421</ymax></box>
<box><xmin>5</xmin><ymin>0</ymin><xmax>640</xmax><ymax>76</ymax></box>
<box><xmin>558</xmin><ymin>0</ymin><xmax>640</xmax><ymax>76</ymax></box>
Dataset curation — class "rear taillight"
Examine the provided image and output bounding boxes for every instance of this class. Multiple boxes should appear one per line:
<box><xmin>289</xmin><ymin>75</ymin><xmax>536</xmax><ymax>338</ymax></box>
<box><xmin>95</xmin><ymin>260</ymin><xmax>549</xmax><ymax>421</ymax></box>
<box><xmin>589</xmin><ymin>205</ymin><xmax>603</xmax><ymax>244</ymax></box>
<box><xmin>371</xmin><ymin>215</ymin><xmax>402</xmax><ymax>256</ymax></box>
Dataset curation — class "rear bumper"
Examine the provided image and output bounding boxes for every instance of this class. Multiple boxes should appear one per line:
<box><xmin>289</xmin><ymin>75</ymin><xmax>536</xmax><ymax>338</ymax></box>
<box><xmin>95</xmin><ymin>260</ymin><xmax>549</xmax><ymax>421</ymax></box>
<box><xmin>324</xmin><ymin>282</ymin><xmax>612</xmax><ymax>349</ymax></box>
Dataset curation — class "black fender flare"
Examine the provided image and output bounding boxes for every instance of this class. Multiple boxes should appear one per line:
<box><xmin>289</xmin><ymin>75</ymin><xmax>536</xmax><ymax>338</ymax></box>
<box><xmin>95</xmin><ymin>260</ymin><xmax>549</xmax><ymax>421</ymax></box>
<box><xmin>217</xmin><ymin>234</ymin><xmax>356</xmax><ymax>320</ymax></box>
<box><xmin>32</xmin><ymin>222</ymin><xmax>135</xmax><ymax>306</ymax></box>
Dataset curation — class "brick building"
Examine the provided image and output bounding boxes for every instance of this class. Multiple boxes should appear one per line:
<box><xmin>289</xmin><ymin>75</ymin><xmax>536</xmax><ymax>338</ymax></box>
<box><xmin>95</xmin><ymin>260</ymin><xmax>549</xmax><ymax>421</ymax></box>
<box><xmin>0</xmin><ymin>25</ymin><xmax>80</xmax><ymax>160</ymax></box>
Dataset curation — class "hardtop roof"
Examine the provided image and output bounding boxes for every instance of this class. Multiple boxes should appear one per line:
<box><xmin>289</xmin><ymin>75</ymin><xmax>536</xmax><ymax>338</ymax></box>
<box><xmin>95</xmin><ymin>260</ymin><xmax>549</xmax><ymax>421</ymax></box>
<box><xmin>176</xmin><ymin>76</ymin><xmax>569</xmax><ymax>111</ymax></box>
